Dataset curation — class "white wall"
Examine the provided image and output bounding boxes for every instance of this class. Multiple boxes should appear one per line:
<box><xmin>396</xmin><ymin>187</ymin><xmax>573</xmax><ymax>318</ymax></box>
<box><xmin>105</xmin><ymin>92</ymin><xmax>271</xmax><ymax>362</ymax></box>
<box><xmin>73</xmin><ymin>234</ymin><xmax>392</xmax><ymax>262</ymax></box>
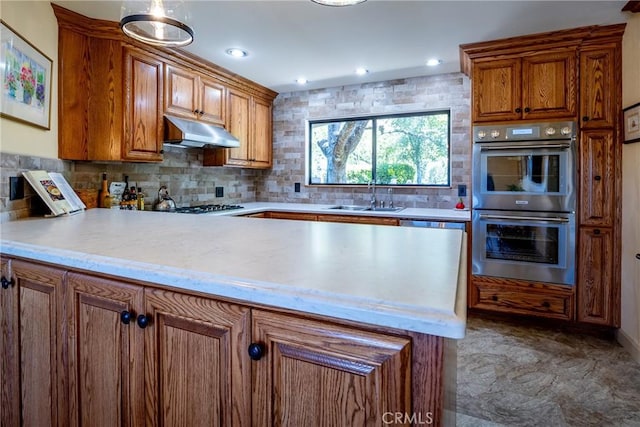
<box><xmin>0</xmin><ymin>1</ymin><xmax>58</xmax><ymax>158</ymax></box>
<box><xmin>618</xmin><ymin>13</ymin><xmax>640</xmax><ymax>363</ymax></box>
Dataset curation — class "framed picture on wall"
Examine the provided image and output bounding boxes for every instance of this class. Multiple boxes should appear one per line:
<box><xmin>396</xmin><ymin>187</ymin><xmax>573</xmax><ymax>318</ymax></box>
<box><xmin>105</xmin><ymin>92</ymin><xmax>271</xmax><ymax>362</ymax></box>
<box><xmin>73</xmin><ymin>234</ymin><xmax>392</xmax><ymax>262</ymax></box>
<box><xmin>0</xmin><ymin>20</ymin><xmax>52</xmax><ymax>130</ymax></box>
<box><xmin>623</xmin><ymin>102</ymin><xmax>640</xmax><ymax>144</ymax></box>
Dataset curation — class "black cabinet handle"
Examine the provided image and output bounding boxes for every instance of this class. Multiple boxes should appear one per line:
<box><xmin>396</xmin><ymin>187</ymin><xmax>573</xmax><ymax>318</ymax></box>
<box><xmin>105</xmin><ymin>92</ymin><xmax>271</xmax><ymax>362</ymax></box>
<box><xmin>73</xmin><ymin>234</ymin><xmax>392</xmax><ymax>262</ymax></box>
<box><xmin>248</xmin><ymin>343</ymin><xmax>265</xmax><ymax>360</ymax></box>
<box><xmin>541</xmin><ymin>301</ymin><xmax>551</xmax><ymax>308</ymax></box>
<box><xmin>636</xmin><ymin>254</ymin><xmax>640</xmax><ymax>260</ymax></box>
<box><xmin>524</xmin><ymin>107</ymin><xmax>530</xmax><ymax>113</ymax></box>
<box><xmin>582</xmin><ymin>116</ymin><xmax>590</xmax><ymax>122</ymax></box>
<box><xmin>136</xmin><ymin>314</ymin><xmax>150</xmax><ymax>329</ymax></box>
<box><xmin>120</xmin><ymin>310</ymin><xmax>134</xmax><ymax>325</ymax></box>
<box><xmin>515</xmin><ymin>108</ymin><xmax>522</xmax><ymax>113</ymax></box>
<box><xmin>194</xmin><ymin>109</ymin><xmax>200</xmax><ymax>114</ymax></box>
<box><xmin>1</xmin><ymin>276</ymin><xmax>14</xmax><ymax>289</ymax></box>
<box><xmin>594</xmin><ymin>175</ymin><xmax>602</xmax><ymax>181</ymax></box>
<box><xmin>594</xmin><ymin>229</ymin><xmax>601</xmax><ymax>235</ymax></box>
<box><xmin>491</xmin><ymin>295</ymin><xmax>498</xmax><ymax>302</ymax></box>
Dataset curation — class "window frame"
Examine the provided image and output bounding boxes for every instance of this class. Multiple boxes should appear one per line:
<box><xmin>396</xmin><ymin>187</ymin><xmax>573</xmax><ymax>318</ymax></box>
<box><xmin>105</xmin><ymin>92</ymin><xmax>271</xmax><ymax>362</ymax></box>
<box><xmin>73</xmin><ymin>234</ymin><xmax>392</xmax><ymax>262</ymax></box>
<box><xmin>305</xmin><ymin>109</ymin><xmax>452</xmax><ymax>188</ymax></box>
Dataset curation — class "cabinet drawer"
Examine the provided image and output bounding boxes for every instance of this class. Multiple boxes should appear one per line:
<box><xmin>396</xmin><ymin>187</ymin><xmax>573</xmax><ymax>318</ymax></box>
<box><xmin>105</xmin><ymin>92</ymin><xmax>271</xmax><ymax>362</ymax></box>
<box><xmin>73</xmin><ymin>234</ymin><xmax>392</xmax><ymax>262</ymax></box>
<box><xmin>318</xmin><ymin>214</ymin><xmax>399</xmax><ymax>226</ymax></box>
<box><xmin>471</xmin><ymin>277</ymin><xmax>574</xmax><ymax>320</ymax></box>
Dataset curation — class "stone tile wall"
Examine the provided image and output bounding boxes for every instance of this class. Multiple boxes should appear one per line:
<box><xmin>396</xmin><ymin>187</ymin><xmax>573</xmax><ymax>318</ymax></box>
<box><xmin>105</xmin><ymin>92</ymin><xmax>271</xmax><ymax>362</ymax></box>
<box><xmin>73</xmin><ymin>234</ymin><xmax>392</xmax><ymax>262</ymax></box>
<box><xmin>260</xmin><ymin>72</ymin><xmax>472</xmax><ymax>209</ymax></box>
<box><xmin>0</xmin><ymin>146</ymin><xmax>261</xmax><ymax>223</ymax></box>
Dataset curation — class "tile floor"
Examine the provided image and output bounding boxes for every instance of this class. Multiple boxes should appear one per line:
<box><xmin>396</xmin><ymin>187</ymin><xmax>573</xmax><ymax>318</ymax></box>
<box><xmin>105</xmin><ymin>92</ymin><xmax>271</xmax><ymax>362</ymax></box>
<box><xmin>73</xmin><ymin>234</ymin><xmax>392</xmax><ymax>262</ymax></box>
<box><xmin>456</xmin><ymin>316</ymin><xmax>640</xmax><ymax>427</ymax></box>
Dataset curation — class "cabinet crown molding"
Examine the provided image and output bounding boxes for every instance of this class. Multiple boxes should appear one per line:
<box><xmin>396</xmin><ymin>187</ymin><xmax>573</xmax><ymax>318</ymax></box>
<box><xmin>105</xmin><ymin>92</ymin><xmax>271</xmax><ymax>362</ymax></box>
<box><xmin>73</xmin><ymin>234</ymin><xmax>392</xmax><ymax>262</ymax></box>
<box><xmin>459</xmin><ymin>23</ymin><xmax>626</xmax><ymax>76</ymax></box>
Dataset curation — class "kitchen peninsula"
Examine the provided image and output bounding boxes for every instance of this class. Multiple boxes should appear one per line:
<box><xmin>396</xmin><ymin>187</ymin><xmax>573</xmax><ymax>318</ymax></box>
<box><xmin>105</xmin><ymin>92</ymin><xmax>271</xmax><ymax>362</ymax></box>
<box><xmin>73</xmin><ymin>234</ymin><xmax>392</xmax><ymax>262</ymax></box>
<box><xmin>0</xmin><ymin>209</ymin><xmax>466</xmax><ymax>426</ymax></box>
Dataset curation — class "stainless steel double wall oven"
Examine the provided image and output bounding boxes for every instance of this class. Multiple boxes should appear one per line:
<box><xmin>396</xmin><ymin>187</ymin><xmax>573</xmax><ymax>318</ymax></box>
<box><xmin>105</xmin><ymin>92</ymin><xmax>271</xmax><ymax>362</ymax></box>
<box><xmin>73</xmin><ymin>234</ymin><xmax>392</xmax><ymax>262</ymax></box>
<box><xmin>472</xmin><ymin>121</ymin><xmax>577</xmax><ymax>286</ymax></box>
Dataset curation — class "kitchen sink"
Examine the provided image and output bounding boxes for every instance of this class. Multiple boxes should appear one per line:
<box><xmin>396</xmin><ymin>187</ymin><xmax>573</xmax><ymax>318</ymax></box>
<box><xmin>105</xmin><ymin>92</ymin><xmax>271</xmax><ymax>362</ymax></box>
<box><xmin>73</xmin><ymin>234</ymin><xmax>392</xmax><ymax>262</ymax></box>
<box><xmin>327</xmin><ymin>205</ymin><xmax>405</xmax><ymax>212</ymax></box>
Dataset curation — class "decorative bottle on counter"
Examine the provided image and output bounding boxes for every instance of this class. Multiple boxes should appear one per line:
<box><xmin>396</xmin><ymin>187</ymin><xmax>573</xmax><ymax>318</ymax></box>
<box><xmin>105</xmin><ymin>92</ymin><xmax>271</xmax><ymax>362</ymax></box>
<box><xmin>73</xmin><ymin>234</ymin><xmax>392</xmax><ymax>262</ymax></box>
<box><xmin>137</xmin><ymin>187</ymin><xmax>144</xmax><ymax>211</ymax></box>
<box><xmin>120</xmin><ymin>175</ymin><xmax>132</xmax><ymax>210</ymax></box>
<box><xmin>98</xmin><ymin>173</ymin><xmax>111</xmax><ymax>208</ymax></box>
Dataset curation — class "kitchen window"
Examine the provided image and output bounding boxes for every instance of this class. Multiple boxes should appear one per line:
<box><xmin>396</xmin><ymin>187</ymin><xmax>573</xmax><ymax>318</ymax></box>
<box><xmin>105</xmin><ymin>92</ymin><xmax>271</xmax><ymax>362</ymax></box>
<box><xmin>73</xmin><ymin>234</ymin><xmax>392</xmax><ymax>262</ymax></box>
<box><xmin>308</xmin><ymin>110</ymin><xmax>450</xmax><ymax>186</ymax></box>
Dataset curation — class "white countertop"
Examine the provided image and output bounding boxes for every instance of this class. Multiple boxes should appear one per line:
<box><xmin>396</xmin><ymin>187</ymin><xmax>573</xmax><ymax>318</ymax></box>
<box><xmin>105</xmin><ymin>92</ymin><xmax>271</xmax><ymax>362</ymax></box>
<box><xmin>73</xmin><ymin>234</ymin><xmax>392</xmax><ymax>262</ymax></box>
<box><xmin>213</xmin><ymin>201</ymin><xmax>471</xmax><ymax>222</ymax></box>
<box><xmin>0</xmin><ymin>209</ymin><xmax>467</xmax><ymax>338</ymax></box>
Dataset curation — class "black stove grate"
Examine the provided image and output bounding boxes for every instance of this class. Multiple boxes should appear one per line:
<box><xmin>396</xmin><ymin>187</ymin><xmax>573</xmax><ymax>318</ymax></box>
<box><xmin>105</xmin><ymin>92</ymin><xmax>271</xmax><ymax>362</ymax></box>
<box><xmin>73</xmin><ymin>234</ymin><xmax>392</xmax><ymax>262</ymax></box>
<box><xmin>173</xmin><ymin>204</ymin><xmax>244</xmax><ymax>214</ymax></box>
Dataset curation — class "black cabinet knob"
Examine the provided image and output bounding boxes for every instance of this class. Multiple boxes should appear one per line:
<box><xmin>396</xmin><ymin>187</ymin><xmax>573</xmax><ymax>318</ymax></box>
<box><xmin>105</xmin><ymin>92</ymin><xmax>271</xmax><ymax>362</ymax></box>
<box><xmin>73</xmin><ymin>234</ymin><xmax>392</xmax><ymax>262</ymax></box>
<box><xmin>582</xmin><ymin>116</ymin><xmax>590</xmax><ymax>122</ymax></box>
<box><xmin>524</xmin><ymin>107</ymin><xmax>530</xmax><ymax>113</ymax></box>
<box><xmin>635</xmin><ymin>254</ymin><xmax>640</xmax><ymax>260</ymax></box>
<box><xmin>1</xmin><ymin>276</ymin><xmax>14</xmax><ymax>289</ymax></box>
<box><xmin>515</xmin><ymin>108</ymin><xmax>522</xmax><ymax>113</ymax></box>
<box><xmin>541</xmin><ymin>301</ymin><xmax>551</xmax><ymax>308</ymax></box>
<box><xmin>136</xmin><ymin>314</ymin><xmax>150</xmax><ymax>329</ymax></box>
<box><xmin>194</xmin><ymin>109</ymin><xmax>200</xmax><ymax>114</ymax></box>
<box><xmin>594</xmin><ymin>229</ymin><xmax>601</xmax><ymax>235</ymax></box>
<box><xmin>491</xmin><ymin>295</ymin><xmax>498</xmax><ymax>302</ymax></box>
<box><xmin>248</xmin><ymin>343</ymin><xmax>265</xmax><ymax>360</ymax></box>
<box><xmin>120</xmin><ymin>310</ymin><xmax>134</xmax><ymax>325</ymax></box>
<box><xmin>594</xmin><ymin>175</ymin><xmax>602</xmax><ymax>181</ymax></box>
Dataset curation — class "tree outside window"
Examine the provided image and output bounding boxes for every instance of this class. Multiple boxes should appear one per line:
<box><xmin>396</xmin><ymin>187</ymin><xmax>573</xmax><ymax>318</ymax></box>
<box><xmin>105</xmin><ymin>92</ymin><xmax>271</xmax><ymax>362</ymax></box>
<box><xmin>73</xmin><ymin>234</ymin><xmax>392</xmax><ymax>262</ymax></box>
<box><xmin>309</xmin><ymin>111</ymin><xmax>450</xmax><ymax>186</ymax></box>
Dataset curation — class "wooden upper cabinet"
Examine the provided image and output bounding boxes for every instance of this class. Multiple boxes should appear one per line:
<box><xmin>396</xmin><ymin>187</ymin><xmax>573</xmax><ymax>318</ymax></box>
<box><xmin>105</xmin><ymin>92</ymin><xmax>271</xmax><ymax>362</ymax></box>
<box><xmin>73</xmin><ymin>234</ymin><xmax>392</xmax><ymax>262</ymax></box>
<box><xmin>204</xmin><ymin>88</ymin><xmax>273</xmax><ymax>169</ymax></box>
<box><xmin>251</xmin><ymin>310</ymin><xmax>412</xmax><ymax>426</ymax></box>
<box><xmin>579</xmin><ymin>130</ymin><xmax>615</xmax><ymax>226</ymax></box>
<box><xmin>1</xmin><ymin>260</ymin><xmax>66</xmax><ymax>427</ymax></box>
<box><xmin>165</xmin><ymin>64</ymin><xmax>226</xmax><ymax>125</ymax></box>
<box><xmin>471</xmin><ymin>50</ymin><xmax>576</xmax><ymax>122</ymax></box>
<box><xmin>579</xmin><ymin>46</ymin><xmax>616</xmax><ymax>129</ymax></box>
<box><xmin>123</xmin><ymin>46</ymin><xmax>164</xmax><ymax>162</ymax></box>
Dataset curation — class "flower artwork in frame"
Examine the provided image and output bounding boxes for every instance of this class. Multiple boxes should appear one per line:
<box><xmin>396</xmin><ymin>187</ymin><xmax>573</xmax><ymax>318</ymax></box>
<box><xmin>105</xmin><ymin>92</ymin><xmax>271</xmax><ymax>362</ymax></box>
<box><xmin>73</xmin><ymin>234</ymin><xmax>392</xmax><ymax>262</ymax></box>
<box><xmin>1</xmin><ymin>20</ymin><xmax>52</xmax><ymax>129</ymax></box>
<box><xmin>623</xmin><ymin>102</ymin><xmax>640</xmax><ymax>144</ymax></box>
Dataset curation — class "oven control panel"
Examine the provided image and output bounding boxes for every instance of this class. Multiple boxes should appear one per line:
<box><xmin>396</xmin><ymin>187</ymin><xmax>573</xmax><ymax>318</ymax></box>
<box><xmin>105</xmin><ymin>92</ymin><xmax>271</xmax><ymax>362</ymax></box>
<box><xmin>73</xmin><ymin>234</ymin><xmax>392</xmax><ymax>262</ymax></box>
<box><xmin>474</xmin><ymin>121</ymin><xmax>575</xmax><ymax>142</ymax></box>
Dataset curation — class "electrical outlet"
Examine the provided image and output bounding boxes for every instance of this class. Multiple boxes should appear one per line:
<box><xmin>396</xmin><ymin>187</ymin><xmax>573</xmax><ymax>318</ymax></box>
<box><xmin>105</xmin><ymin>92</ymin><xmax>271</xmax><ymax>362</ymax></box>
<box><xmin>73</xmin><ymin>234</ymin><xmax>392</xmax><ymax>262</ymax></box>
<box><xmin>215</xmin><ymin>187</ymin><xmax>224</xmax><ymax>197</ymax></box>
<box><xmin>294</xmin><ymin>182</ymin><xmax>301</xmax><ymax>193</ymax></box>
<box><xmin>9</xmin><ymin>176</ymin><xmax>24</xmax><ymax>200</ymax></box>
<box><xmin>457</xmin><ymin>184</ymin><xmax>467</xmax><ymax>197</ymax></box>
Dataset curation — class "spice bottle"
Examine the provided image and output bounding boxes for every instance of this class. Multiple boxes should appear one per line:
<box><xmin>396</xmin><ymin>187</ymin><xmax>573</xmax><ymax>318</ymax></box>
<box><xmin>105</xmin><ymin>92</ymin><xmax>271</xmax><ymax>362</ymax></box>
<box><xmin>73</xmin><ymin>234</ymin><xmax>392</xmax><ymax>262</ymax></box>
<box><xmin>137</xmin><ymin>187</ymin><xmax>145</xmax><ymax>211</ymax></box>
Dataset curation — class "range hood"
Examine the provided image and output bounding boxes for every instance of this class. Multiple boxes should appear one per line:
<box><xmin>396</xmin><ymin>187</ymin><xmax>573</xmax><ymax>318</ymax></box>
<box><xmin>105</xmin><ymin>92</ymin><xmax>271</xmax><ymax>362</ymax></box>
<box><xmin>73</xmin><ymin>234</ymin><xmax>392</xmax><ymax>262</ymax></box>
<box><xmin>164</xmin><ymin>115</ymin><xmax>240</xmax><ymax>148</ymax></box>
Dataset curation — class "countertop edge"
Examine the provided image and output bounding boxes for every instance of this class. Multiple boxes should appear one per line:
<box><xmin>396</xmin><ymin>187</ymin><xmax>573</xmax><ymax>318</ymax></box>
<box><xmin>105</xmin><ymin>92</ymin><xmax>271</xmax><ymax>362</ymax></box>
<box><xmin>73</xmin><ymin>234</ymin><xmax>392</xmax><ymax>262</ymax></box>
<box><xmin>0</xmin><ymin>234</ymin><xmax>467</xmax><ymax>339</ymax></box>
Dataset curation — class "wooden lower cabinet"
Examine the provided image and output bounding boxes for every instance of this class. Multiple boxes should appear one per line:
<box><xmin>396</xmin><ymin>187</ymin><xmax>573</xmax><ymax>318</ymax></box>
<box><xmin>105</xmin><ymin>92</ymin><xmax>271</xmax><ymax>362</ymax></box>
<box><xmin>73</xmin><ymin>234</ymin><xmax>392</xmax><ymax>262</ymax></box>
<box><xmin>251</xmin><ymin>310</ymin><xmax>412</xmax><ymax>426</ymax></box>
<box><xmin>66</xmin><ymin>272</ymin><xmax>251</xmax><ymax>426</ymax></box>
<box><xmin>243</xmin><ymin>211</ymin><xmax>400</xmax><ymax>226</ymax></box>
<box><xmin>1</xmin><ymin>259</ymin><xmax>66</xmax><ymax>426</ymax></box>
<box><xmin>469</xmin><ymin>275</ymin><xmax>574</xmax><ymax>321</ymax></box>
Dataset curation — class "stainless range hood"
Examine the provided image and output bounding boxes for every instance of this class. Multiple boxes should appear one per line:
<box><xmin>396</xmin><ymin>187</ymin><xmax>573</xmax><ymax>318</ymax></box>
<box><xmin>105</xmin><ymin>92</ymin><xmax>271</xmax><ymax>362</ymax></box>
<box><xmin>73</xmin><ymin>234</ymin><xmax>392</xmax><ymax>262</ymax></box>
<box><xmin>164</xmin><ymin>115</ymin><xmax>240</xmax><ymax>148</ymax></box>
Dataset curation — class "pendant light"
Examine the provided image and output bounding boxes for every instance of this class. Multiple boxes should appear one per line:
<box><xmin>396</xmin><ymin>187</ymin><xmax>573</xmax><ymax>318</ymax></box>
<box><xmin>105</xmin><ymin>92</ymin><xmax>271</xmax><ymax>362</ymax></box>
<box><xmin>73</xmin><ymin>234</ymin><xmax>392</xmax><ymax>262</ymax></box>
<box><xmin>120</xmin><ymin>0</ymin><xmax>194</xmax><ymax>47</ymax></box>
<box><xmin>311</xmin><ymin>0</ymin><xmax>367</xmax><ymax>6</ymax></box>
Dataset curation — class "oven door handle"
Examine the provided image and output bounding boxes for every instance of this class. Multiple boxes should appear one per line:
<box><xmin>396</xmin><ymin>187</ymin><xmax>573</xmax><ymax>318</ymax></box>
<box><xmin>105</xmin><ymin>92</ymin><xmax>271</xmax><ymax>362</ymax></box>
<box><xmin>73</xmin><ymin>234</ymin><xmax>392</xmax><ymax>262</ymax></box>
<box><xmin>479</xmin><ymin>143</ymin><xmax>571</xmax><ymax>150</ymax></box>
<box><xmin>479</xmin><ymin>214</ymin><xmax>570</xmax><ymax>223</ymax></box>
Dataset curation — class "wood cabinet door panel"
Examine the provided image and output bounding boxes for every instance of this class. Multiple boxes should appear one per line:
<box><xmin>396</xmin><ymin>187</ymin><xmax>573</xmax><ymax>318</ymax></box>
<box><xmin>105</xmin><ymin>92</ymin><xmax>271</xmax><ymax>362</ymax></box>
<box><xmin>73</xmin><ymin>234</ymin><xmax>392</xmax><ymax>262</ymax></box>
<box><xmin>580</xmin><ymin>47</ymin><xmax>616</xmax><ymax>128</ymax></box>
<box><xmin>579</xmin><ymin>130</ymin><xmax>614</xmax><ymax>226</ymax></box>
<box><xmin>225</xmin><ymin>90</ymin><xmax>251</xmax><ymax>166</ymax></box>
<box><xmin>200</xmin><ymin>77</ymin><xmax>226</xmax><ymax>125</ymax></box>
<box><xmin>472</xmin><ymin>58</ymin><xmax>521</xmax><ymax>122</ymax></box>
<box><xmin>144</xmin><ymin>288</ymin><xmax>251</xmax><ymax>427</ymax></box>
<box><xmin>577</xmin><ymin>227</ymin><xmax>614</xmax><ymax>325</ymax></box>
<box><xmin>522</xmin><ymin>50</ymin><xmax>577</xmax><ymax>119</ymax></box>
<box><xmin>252</xmin><ymin>310</ymin><xmax>411</xmax><ymax>427</ymax></box>
<box><xmin>123</xmin><ymin>47</ymin><xmax>164</xmax><ymax>162</ymax></box>
<box><xmin>251</xmin><ymin>97</ymin><xmax>272</xmax><ymax>167</ymax></box>
<box><xmin>165</xmin><ymin>65</ymin><xmax>198</xmax><ymax>119</ymax></box>
<box><xmin>2</xmin><ymin>260</ymin><xmax>65</xmax><ymax>427</ymax></box>
<box><xmin>67</xmin><ymin>273</ymin><xmax>145</xmax><ymax>427</ymax></box>
<box><xmin>0</xmin><ymin>258</ymin><xmax>11</xmax><ymax>425</ymax></box>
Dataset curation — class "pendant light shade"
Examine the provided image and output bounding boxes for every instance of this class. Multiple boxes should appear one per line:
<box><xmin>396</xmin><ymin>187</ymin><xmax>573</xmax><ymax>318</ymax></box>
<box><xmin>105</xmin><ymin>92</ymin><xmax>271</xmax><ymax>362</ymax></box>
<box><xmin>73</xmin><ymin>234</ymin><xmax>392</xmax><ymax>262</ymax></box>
<box><xmin>311</xmin><ymin>0</ymin><xmax>367</xmax><ymax>5</ymax></box>
<box><xmin>120</xmin><ymin>0</ymin><xmax>193</xmax><ymax>47</ymax></box>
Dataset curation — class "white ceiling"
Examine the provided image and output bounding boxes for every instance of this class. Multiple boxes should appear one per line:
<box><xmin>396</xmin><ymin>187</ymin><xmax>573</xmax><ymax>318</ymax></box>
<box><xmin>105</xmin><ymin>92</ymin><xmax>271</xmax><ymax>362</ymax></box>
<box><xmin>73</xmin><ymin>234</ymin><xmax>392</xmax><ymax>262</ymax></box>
<box><xmin>51</xmin><ymin>1</ymin><xmax>629</xmax><ymax>93</ymax></box>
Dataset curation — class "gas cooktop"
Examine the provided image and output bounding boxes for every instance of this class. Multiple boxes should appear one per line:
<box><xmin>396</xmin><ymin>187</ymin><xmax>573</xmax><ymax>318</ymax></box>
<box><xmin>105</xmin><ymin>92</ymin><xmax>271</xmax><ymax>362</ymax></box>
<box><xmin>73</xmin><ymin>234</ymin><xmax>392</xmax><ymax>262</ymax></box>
<box><xmin>173</xmin><ymin>204</ymin><xmax>244</xmax><ymax>214</ymax></box>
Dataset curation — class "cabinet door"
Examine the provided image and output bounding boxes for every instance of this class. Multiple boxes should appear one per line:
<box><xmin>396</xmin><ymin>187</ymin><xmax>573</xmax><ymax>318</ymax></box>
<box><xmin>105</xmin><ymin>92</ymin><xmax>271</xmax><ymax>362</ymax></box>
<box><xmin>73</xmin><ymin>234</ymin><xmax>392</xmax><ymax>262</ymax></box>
<box><xmin>1</xmin><ymin>260</ymin><xmax>65</xmax><ymax>426</ymax></box>
<box><xmin>225</xmin><ymin>89</ymin><xmax>252</xmax><ymax>166</ymax></box>
<box><xmin>165</xmin><ymin>64</ymin><xmax>199</xmax><ymax>120</ymax></box>
<box><xmin>522</xmin><ymin>50</ymin><xmax>577</xmax><ymax>120</ymax></box>
<box><xmin>250</xmin><ymin>97</ymin><xmax>273</xmax><ymax>167</ymax></box>
<box><xmin>579</xmin><ymin>130</ymin><xmax>615</xmax><ymax>226</ymax></box>
<box><xmin>199</xmin><ymin>76</ymin><xmax>226</xmax><ymax>125</ymax></box>
<box><xmin>580</xmin><ymin>46</ymin><xmax>616</xmax><ymax>129</ymax></box>
<box><xmin>123</xmin><ymin>47</ymin><xmax>164</xmax><ymax>162</ymax></box>
<box><xmin>578</xmin><ymin>227</ymin><xmax>615</xmax><ymax>325</ymax></box>
<box><xmin>143</xmin><ymin>288</ymin><xmax>251</xmax><ymax>426</ymax></box>
<box><xmin>67</xmin><ymin>273</ymin><xmax>145</xmax><ymax>427</ymax></box>
<box><xmin>472</xmin><ymin>57</ymin><xmax>521</xmax><ymax>122</ymax></box>
<box><xmin>251</xmin><ymin>310</ymin><xmax>411</xmax><ymax>426</ymax></box>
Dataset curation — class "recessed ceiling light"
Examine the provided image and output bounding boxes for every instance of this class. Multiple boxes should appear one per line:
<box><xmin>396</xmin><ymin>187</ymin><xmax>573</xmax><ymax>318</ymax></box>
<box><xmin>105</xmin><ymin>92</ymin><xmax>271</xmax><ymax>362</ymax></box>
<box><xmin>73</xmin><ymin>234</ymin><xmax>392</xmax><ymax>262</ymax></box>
<box><xmin>226</xmin><ymin>48</ymin><xmax>248</xmax><ymax>58</ymax></box>
<box><xmin>355</xmin><ymin>67</ymin><xmax>369</xmax><ymax>75</ymax></box>
<box><xmin>311</xmin><ymin>0</ymin><xmax>367</xmax><ymax>6</ymax></box>
<box><xmin>296</xmin><ymin>77</ymin><xmax>308</xmax><ymax>85</ymax></box>
<box><xmin>426</xmin><ymin>59</ymin><xmax>443</xmax><ymax>67</ymax></box>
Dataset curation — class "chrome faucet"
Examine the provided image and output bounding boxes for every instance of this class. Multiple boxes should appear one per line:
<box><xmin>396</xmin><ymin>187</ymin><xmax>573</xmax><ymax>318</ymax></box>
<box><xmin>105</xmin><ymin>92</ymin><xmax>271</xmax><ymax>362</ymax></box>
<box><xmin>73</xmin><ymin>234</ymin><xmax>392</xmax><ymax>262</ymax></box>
<box><xmin>388</xmin><ymin>188</ymin><xmax>394</xmax><ymax>208</ymax></box>
<box><xmin>368</xmin><ymin>180</ymin><xmax>377</xmax><ymax>209</ymax></box>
